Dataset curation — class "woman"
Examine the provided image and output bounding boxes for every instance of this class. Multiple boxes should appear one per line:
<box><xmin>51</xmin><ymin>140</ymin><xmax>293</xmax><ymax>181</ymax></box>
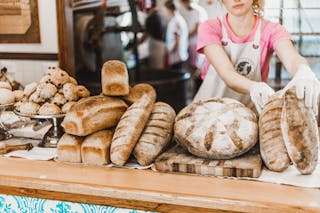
<box><xmin>195</xmin><ymin>0</ymin><xmax>320</xmax><ymax>114</ymax></box>
<box><xmin>164</xmin><ymin>0</ymin><xmax>189</xmax><ymax>70</ymax></box>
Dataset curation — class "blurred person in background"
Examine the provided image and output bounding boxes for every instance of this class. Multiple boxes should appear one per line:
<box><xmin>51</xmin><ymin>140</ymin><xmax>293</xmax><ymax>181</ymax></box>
<box><xmin>179</xmin><ymin>0</ymin><xmax>202</xmax><ymax>71</ymax></box>
<box><xmin>163</xmin><ymin>0</ymin><xmax>189</xmax><ymax>70</ymax></box>
<box><xmin>194</xmin><ymin>0</ymin><xmax>320</xmax><ymax>115</ymax></box>
<box><xmin>139</xmin><ymin>0</ymin><xmax>167</xmax><ymax>69</ymax></box>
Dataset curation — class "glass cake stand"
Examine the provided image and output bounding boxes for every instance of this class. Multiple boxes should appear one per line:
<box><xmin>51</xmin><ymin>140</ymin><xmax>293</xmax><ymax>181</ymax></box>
<box><xmin>0</xmin><ymin>103</ymin><xmax>14</xmax><ymax>141</ymax></box>
<box><xmin>14</xmin><ymin>109</ymin><xmax>65</xmax><ymax>148</ymax></box>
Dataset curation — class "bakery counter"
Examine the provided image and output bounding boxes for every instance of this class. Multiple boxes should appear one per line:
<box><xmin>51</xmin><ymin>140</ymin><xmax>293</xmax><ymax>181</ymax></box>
<box><xmin>0</xmin><ymin>157</ymin><xmax>319</xmax><ymax>213</ymax></box>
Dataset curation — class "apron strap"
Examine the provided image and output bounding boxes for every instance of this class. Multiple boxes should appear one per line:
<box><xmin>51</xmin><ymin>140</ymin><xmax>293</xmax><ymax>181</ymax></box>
<box><xmin>220</xmin><ymin>17</ymin><xmax>228</xmax><ymax>46</ymax></box>
<box><xmin>253</xmin><ymin>18</ymin><xmax>261</xmax><ymax>49</ymax></box>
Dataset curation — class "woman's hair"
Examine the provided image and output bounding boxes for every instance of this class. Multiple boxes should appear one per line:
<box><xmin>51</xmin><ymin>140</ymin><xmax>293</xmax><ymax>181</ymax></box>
<box><xmin>252</xmin><ymin>0</ymin><xmax>264</xmax><ymax>17</ymax></box>
<box><xmin>164</xmin><ymin>0</ymin><xmax>176</xmax><ymax>11</ymax></box>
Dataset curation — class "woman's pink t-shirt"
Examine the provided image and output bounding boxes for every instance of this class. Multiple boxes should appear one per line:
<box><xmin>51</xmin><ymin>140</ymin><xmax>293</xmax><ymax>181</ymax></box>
<box><xmin>197</xmin><ymin>14</ymin><xmax>291</xmax><ymax>82</ymax></box>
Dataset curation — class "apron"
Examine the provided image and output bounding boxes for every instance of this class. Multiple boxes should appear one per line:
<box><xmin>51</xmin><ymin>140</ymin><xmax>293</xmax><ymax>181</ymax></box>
<box><xmin>193</xmin><ymin>18</ymin><xmax>262</xmax><ymax>109</ymax></box>
<box><xmin>149</xmin><ymin>37</ymin><xmax>166</xmax><ymax>69</ymax></box>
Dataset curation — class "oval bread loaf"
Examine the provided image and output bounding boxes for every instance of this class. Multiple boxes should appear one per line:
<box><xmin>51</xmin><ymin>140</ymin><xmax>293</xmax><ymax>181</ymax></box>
<box><xmin>174</xmin><ymin>98</ymin><xmax>258</xmax><ymax>159</ymax></box>
<box><xmin>133</xmin><ymin>102</ymin><xmax>176</xmax><ymax>166</ymax></box>
<box><xmin>110</xmin><ymin>94</ymin><xmax>155</xmax><ymax>166</ymax></box>
<box><xmin>61</xmin><ymin>95</ymin><xmax>128</xmax><ymax>136</ymax></box>
<box><xmin>281</xmin><ymin>87</ymin><xmax>319</xmax><ymax>174</ymax></box>
<box><xmin>259</xmin><ymin>92</ymin><xmax>291</xmax><ymax>172</ymax></box>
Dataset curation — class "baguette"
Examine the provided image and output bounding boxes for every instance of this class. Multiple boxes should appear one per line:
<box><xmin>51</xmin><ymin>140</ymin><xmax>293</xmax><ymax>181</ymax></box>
<box><xmin>61</xmin><ymin>95</ymin><xmax>128</xmax><ymax>136</ymax></box>
<box><xmin>123</xmin><ymin>83</ymin><xmax>156</xmax><ymax>105</ymax></box>
<box><xmin>133</xmin><ymin>102</ymin><xmax>176</xmax><ymax>166</ymax></box>
<box><xmin>110</xmin><ymin>94</ymin><xmax>155</xmax><ymax>166</ymax></box>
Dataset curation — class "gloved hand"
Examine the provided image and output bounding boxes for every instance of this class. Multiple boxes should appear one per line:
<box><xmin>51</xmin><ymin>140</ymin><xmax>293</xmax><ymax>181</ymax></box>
<box><xmin>249</xmin><ymin>82</ymin><xmax>275</xmax><ymax>114</ymax></box>
<box><xmin>283</xmin><ymin>64</ymin><xmax>320</xmax><ymax>114</ymax></box>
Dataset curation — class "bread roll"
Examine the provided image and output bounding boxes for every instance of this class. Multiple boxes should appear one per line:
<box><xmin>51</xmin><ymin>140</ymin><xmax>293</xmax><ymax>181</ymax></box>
<box><xmin>123</xmin><ymin>83</ymin><xmax>156</xmax><ymax>105</ymax></box>
<box><xmin>0</xmin><ymin>82</ymin><xmax>12</xmax><ymax>90</ymax></box>
<box><xmin>19</xmin><ymin>102</ymin><xmax>40</xmax><ymax>115</ymax></box>
<box><xmin>174</xmin><ymin>98</ymin><xmax>258</xmax><ymax>159</ymax></box>
<box><xmin>23</xmin><ymin>82</ymin><xmax>37</xmax><ymax>97</ymax></box>
<box><xmin>259</xmin><ymin>92</ymin><xmax>291</xmax><ymax>172</ymax></box>
<box><xmin>133</xmin><ymin>102</ymin><xmax>176</xmax><ymax>166</ymax></box>
<box><xmin>281</xmin><ymin>87</ymin><xmax>319</xmax><ymax>174</ymax></box>
<box><xmin>38</xmin><ymin>103</ymin><xmax>61</xmax><ymax>115</ymax></box>
<box><xmin>77</xmin><ymin>85</ymin><xmax>90</xmax><ymax>98</ymax></box>
<box><xmin>61</xmin><ymin>95</ymin><xmax>128</xmax><ymax>136</ymax></box>
<box><xmin>61</xmin><ymin>101</ymin><xmax>76</xmax><ymax>114</ymax></box>
<box><xmin>13</xmin><ymin>90</ymin><xmax>24</xmax><ymax>102</ymax></box>
<box><xmin>111</xmin><ymin>94</ymin><xmax>155</xmax><ymax>166</ymax></box>
<box><xmin>81</xmin><ymin>129</ymin><xmax>114</xmax><ymax>165</ymax></box>
<box><xmin>101</xmin><ymin>60</ymin><xmax>129</xmax><ymax>96</ymax></box>
<box><xmin>63</xmin><ymin>83</ymin><xmax>79</xmax><ymax>101</ymax></box>
<box><xmin>0</xmin><ymin>88</ymin><xmax>14</xmax><ymax>104</ymax></box>
<box><xmin>57</xmin><ymin>133</ymin><xmax>84</xmax><ymax>163</ymax></box>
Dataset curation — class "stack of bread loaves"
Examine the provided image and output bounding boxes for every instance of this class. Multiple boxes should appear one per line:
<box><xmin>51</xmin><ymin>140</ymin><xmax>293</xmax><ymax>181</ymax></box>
<box><xmin>58</xmin><ymin>60</ymin><xmax>176</xmax><ymax>166</ymax></box>
<box><xmin>14</xmin><ymin>67</ymin><xmax>90</xmax><ymax>115</ymax></box>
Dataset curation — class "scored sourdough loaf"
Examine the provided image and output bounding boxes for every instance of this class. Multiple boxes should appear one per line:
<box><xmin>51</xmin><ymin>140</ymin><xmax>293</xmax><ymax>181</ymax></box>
<box><xmin>133</xmin><ymin>102</ymin><xmax>176</xmax><ymax>166</ymax></box>
<box><xmin>259</xmin><ymin>92</ymin><xmax>291</xmax><ymax>172</ymax></box>
<box><xmin>61</xmin><ymin>95</ymin><xmax>128</xmax><ymax>136</ymax></box>
<box><xmin>174</xmin><ymin>98</ymin><xmax>258</xmax><ymax>159</ymax></box>
<box><xmin>110</xmin><ymin>94</ymin><xmax>155</xmax><ymax>166</ymax></box>
<box><xmin>101</xmin><ymin>60</ymin><xmax>129</xmax><ymax>96</ymax></box>
<box><xmin>281</xmin><ymin>87</ymin><xmax>319</xmax><ymax>175</ymax></box>
<box><xmin>57</xmin><ymin>133</ymin><xmax>84</xmax><ymax>163</ymax></box>
<box><xmin>81</xmin><ymin>129</ymin><xmax>114</xmax><ymax>165</ymax></box>
<box><xmin>123</xmin><ymin>83</ymin><xmax>156</xmax><ymax>105</ymax></box>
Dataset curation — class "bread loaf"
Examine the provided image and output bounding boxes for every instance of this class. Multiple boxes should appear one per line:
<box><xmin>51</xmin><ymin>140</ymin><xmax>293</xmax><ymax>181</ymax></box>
<box><xmin>174</xmin><ymin>98</ymin><xmax>258</xmax><ymax>159</ymax></box>
<box><xmin>123</xmin><ymin>83</ymin><xmax>156</xmax><ymax>105</ymax></box>
<box><xmin>133</xmin><ymin>102</ymin><xmax>175</xmax><ymax>166</ymax></box>
<box><xmin>281</xmin><ymin>87</ymin><xmax>319</xmax><ymax>174</ymax></box>
<box><xmin>61</xmin><ymin>95</ymin><xmax>128</xmax><ymax>136</ymax></box>
<box><xmin>81</xmin><ymin>129</ymin><xmax>114</xmax><ymax>165</ymax></box>
<box><xmin>110</xmin><ymin>94</ymin><xmax>155</xmax><ymax>166</ymax></box>
<box><xmin>259</xmin><ymin>92</ymin><xmax>291</xmax><ymax>172</ymax></box>
<box><xmin>57</xmin><ymin>133</ymin><xmax>84</xmax><ymax>163</ymax></box>
<box><xmin>101</xmin><ymin>60</ymin><xmax>129</xmax><ymax>96</ymax></box>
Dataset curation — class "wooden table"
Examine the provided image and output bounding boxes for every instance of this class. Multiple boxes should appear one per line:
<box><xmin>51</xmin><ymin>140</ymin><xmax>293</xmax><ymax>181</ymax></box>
<box><xmin>0</xmin><ymin>157</ymin><xmax>318</xmax><ymax>213</ymax></box>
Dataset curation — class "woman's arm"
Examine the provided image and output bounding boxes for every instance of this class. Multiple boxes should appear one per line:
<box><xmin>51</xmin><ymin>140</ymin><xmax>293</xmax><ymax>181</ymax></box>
<box><xmin>274</xmin><ymin>39</ymin><xmax>309</xmax><ymax>76</ymax></box>
<box><xmin>203</xmin><ymin>44</ymin><xmax>255</xmax><ymax>94</ymax></box>
<box><xmin>189</xmin><ymin>23</ymin><xmax>199</xmax><ymax>37</ymax></box>
<box><xmin>168</xmin><ymin>33</ymin><xmax>179</xmax><ymax>53</ymax></box>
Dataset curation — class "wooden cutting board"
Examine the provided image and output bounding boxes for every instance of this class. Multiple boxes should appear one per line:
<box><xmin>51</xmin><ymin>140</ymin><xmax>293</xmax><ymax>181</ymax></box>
<box><xmin>153</xmin><ymin>145</ymin><xmax>262</xmax><ymax>178</ymax></box>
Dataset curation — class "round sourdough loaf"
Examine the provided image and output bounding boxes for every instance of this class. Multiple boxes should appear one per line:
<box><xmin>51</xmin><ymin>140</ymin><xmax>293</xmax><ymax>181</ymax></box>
<box><xmin>174</xmin><ymin>98</ymin><xmax>258</xmax><ymax>159</ymax></box>
<box><xmin>259</xmin><ymin>92</ymin><xmax>291</xmax><ymax>172</ymax></box>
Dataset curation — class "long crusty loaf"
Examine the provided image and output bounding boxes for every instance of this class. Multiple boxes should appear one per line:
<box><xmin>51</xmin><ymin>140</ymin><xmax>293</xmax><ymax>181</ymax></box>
<box><xmin>57</xmin><ymin>133</ymin><xmax>84</xmax><ymax>163</ymax></box>
<box><xmin>61</xmin><ymin>95</ymin><xmax>128</xmax><ymax>136</ymax></box>
<box><xmin>81</xmin><ymin>129</ymin><xmax>114</xmax><ymax>165</ymax></box>
<box><xmin>110</xmin><ymin>94</ymin><xmax>155</xmax><ymax>166</ymax></box>
<box><xmin>101</xmin><ymin>60</ymin><xmax>129</xmax><ymax>96</ymax></box>
<box><xmin>281</xmin><ymin>87</ymin><xmax>319</xmax><ymax>174</ymax></box>
<box><xmin>174</xmin><ymin>98</ymin><xmax>258</xmax><ymax>159</ymax></box>
<box><xmin>133</xmin><ymin>102</ymin><xmax>176</xmax><ymax>166</ymax></box>
<box><xmin>259</xmin><ymin>92</ymin><xmax>291</xmax><ymax>172</ymax></box>
<box><xmin>123</xmin><ymin>83</ymin><xmax>156</xmax><ymax>105</ymax></box>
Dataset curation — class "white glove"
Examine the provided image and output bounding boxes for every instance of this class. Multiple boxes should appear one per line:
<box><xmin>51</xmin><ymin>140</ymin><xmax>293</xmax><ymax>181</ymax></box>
<box><xmin>249</xmin><ymin>82</ymin><xmax>275</xmax><ymax>114</ymax></box>
<box><xmin>283</xmin><ymin>64</ymin><xmax>320</xmax><ymax>114</ymax></box>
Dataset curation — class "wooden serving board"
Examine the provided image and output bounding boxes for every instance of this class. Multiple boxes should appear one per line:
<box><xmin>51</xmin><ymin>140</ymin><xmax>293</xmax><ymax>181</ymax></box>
<box><xmin>153</xmin><ymin>145</ymin><xmax>262</xmax><ymax>178</ymax></box>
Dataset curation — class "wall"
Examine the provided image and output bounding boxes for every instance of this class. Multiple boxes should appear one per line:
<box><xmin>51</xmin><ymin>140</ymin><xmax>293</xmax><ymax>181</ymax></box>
<box><xmin>0</xmin><ymin>0</ymin><xmax>58</xmax><ymax>86</ymax></box>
